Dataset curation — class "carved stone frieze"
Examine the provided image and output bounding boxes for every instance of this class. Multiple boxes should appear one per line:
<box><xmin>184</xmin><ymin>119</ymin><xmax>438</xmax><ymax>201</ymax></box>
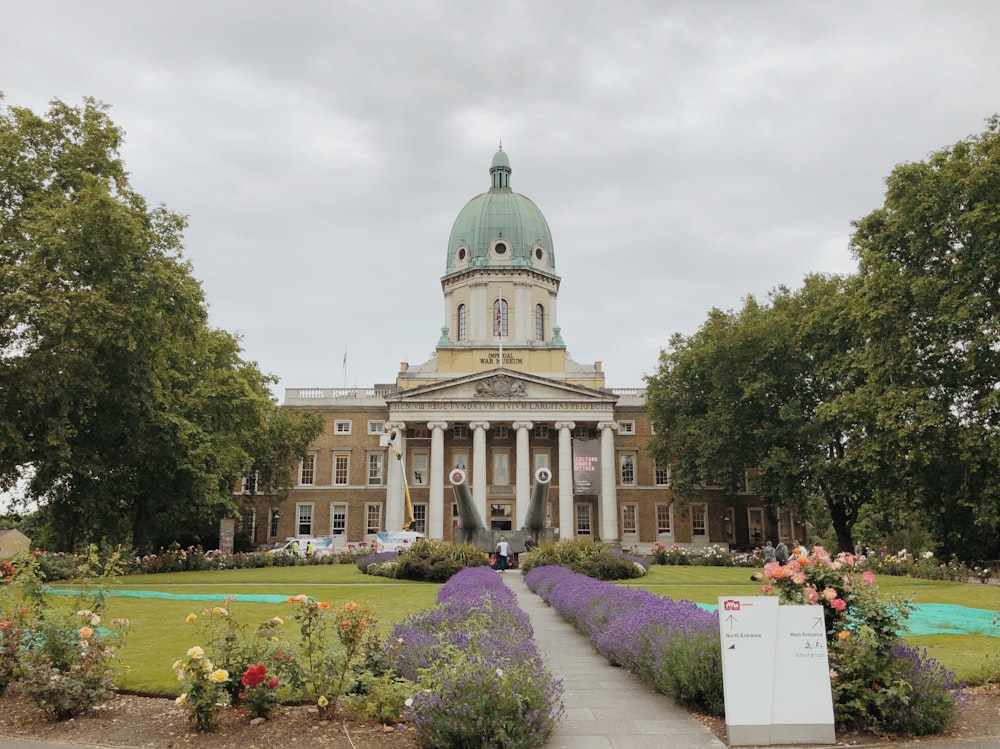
<box><xmin>473</xmin><ymin>373</ymin><xmax>527</xmax><ymax>398</ymax></box>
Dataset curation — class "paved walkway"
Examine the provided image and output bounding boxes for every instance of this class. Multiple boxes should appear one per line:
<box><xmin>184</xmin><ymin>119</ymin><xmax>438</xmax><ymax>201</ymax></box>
<box><xmin>500</xmin><ymin>570</ymin><xmax>726</xmax><ymax>749</ymax></box>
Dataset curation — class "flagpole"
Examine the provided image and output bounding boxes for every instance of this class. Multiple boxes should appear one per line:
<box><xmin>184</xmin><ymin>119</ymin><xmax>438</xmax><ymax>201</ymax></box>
<box><xmin>498</xmin><ymin>294</ymin><xmax>504</xmax><ymax>366</ymax></box>
<box><xmin>342</xmin><ymin>347</ymin><xmax>347</xmax><ymax>389</ymax></box>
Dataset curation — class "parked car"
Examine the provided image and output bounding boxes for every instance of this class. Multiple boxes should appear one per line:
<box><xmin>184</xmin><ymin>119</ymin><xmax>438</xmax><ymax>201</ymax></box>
<box><xmin>372</xmin><ymin>530</ymin><xmax>424</xmax><ymax>553</ymax></box>
<box><xmin>269</xmin><ymin>537</ymin><xmax>335</xmax><ymax>557</ymax></box>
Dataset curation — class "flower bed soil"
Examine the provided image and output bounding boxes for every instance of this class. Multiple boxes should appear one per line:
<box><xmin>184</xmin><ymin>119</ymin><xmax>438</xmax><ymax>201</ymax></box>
<box><xmin>0</xmin><ymin>684</ymin><xmax>997</xmax><ymax>748</ymax></box>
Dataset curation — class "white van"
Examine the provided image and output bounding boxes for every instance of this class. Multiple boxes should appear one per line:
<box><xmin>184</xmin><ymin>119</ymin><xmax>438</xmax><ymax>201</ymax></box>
<box><xmin>269</xmin><ymin>537</ymin><xmax>335</xmax><ymax>558</ymax></box>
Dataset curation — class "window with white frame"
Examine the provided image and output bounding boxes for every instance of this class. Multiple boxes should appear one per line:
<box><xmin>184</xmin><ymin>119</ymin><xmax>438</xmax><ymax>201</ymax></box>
<box><xmin>493</xmin><ymin>425</ymin><xmax>508</xmax><ymax>440</ymax></box>
<box><xmin>457</xmin><ymin>304</ymin><xmax>467</xmax><ymax>341</ymax></box>
<box><xmin>299</xmin><ymin>454</ymin><xmax>316</xmax><ymax>486</ymax></box>
<box><xmin>656</xmin><ymin>503</ymin><xmax>672</xmax><ymax>535</ymax></box>
<box><xmin>367</xmin><ymin>420</ymin><xmax>385</xmax><ymax>435</ymax></box>
<box><xmin>533</xmin><ymin>452</ymin><xmax>550</xmax><ymax>471</ymax></box>
<box><xmin>333</xmin><ymin>454</ymin><xmax>349</xmax><ymax>486</ymax></box>
<box><xmin>452</xmin><ymin>451</ymin><xmax>468</xmax><ymax>471</ymax></box>
<box><xmin>269</xmin><ymin>508</ymin><xmax>280</xmax><ymax>538</ymax></box>
<box><xmin>239</xmin><ymin>510</ymin><xmax>255</xmax><ymax>538</ymax></box>
<box><xmin>655</xmin><ymin>462</ymin><xmax>671</xmax><ymax>486</ymax></box>
<box><xmin>334</xmin><ymin>420</ymin><xmax>352</xmax><ymax>435</ymax></box>
<box><xmin>452</xmin><ymin>424</ymin><xmax>468</xmax><ymax>439</ymax></box>
<box><xmin>365</xmin><ymin>503</ymin><xmax>382</xmax><ymax>535</ymax></box>
<box><xmin>572</xmin><ymin>425</ymin><xmax>595</xmax><ymax>439</ymax></box>
<box><xmin>412</xmin><ymin>503</ymin><xmax>427</xmax><ymax>534</ymax></box>
<box><xmin>621</xmin><ymin>504</ymin><xmax>638</xmax><ymax>535</ymax></box>
<box><xmin>330</xmin><ymin>503</ymin><xmax>347</xmax><ymax>536</ymax></box>
<box><xmin>533</xmin><ymin>424</ymin><xmax>549</xmax><ymax>439</ymax></box>
<box><xmin>412</xmin><ymin>452</ymin><xmax>428</xmax><ymax>486</ymax></box>
<box><xmin>618</xmin><ymin>421</ymin><xmax>635</xmax><ymax>435</ymax></box>
<box><xmin>535</xmin><ymin>304</ymin><xmax>544</xmax><ymax>341</ymax></box>
<box><xmin>493</xmin><ymin>452</ymin><xmax>509</xmax><ymax>486</ymax></box>
<box><xmin>619</xmin><ymin>453</ymin><xmax>636</xmax><ymax>485</ymax></box>
<box><xmin>691</xmin><ymin>503</ymin><xmax>707</xmax><ymax>537</ymax></box>
<box><xmin>241</xmin><ymin>472</ymin><xmax>259</xmax><ymax>494</ymax></box>
<box><xmin>575</xmin><ymin>504</ymin><xmax>592</xmax><ymax>535</ymax></box>
<box><xmin>296</xmin><ymin>503</ymin><xmax>314</xmax><ymax>536</ymax></box>
<box><xmin>367</xmin><ymin>453</ymin><xmax>383</xmax><ymax>485</ymax></box>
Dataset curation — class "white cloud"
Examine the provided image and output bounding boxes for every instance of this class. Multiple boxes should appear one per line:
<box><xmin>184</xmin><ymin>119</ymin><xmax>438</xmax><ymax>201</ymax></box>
<box><xmin>3</xmin><ymin>0</ymin><xmax>999</xmax><ymax>394</ymax></box>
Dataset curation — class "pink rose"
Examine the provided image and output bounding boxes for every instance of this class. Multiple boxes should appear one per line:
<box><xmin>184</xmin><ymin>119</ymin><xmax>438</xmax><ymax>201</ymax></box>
<box><xmin>862</xmin><ymin>570</ymin><xmax>876</xmax><ymax>584</ymax></box>
<box><xmin>830</xmin><ymin>598</ymin><xmax>847</xmax><ymax>611</ymax></box>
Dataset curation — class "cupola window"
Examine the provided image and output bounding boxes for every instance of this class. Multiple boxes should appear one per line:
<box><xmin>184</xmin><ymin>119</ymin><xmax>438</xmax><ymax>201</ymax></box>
<box><xmin>457</xmin><ymin>304</ymin><xmax>467</xmax><ymax>341</ymax></box>
<box><xmin>535</xmin><ymin>246</ymin><xmax>544</xmax><ymax>261</ymax></box>
<box><xmin>458</xmin><ymin>247</ymin><xmax>466</xmax><ymax>261</ymax></box>
<box><xmin>535</xmin><ymin>304</ymin><xmax>544</xmax><ymax>341</ymax></box>
<box><xmin>494</xmin><ymin>298</ymin><xmax>508</xmax><ymax>338</ymax></box>
<box><xmin>494</xmin><ymin>242</ymin><xmax>507</xmax><ymax>255</ymax></box>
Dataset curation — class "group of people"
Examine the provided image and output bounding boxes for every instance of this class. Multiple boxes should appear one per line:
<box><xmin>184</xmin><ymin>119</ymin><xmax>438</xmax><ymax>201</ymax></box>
<box><xmin>762</xmin><ymin>539</ymin><xmax>807</xmax><ymax>565</ymax></box>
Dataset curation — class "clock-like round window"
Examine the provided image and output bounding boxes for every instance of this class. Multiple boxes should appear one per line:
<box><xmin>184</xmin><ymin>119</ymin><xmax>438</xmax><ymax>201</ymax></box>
<box><xmin>535</xmin><ymin>247</ymin><xmax>544</xmax><ymax>260</ymax></box>
<box><xmin>457</xmin><ymin>247</ymin><xmax>466</xmax><ymax>261</ymax></box>
<box><xmin>494</xmin><ymin>242</ymin><xmax>507</xmax><ymax>255</ymax></box>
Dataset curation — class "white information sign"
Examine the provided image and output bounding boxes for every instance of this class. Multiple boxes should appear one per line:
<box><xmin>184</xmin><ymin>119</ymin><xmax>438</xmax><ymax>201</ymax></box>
<box><xmin>719</xmin><ymin>596</ymin><xmax>835</xmax><ymax>745</ymax></box>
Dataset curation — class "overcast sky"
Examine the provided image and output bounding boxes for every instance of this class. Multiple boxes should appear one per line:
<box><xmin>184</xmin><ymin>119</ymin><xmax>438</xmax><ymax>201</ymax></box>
<box><xmin>4</xmin><ymin>1</ymin><xmax>1000</xmax><ymax>397</ymax></box>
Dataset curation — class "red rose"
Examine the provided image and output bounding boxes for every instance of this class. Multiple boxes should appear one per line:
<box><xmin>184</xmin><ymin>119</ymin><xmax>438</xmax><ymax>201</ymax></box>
<box><xmin>267</xmin><ymin>678</ymin><xmax>279</xmax><ymax>689</ymax></box>
<box><xmin>241</xmin><ymin>664</ymin><xmax>268</xmax><ymax>688</ymax></box>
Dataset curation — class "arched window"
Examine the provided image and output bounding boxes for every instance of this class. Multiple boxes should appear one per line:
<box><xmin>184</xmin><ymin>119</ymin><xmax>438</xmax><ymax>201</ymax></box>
<box><xmin>535</xmin><ymin>304</ymin><xmax>545</xmax><ymax>341</ymax></box>
<box><xmin>457</xmin><ymin>304</ymin><xmax>467</xmax><ymax>341</ymax></box>
<box><xmin>493</xmin><ymin>298</ymin><xmax>508</xmax><ymax>338</ymax></box>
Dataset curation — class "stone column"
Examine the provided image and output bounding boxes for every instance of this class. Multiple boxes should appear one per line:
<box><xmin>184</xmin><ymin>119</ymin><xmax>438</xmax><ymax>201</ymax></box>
<box><xmin>384</xmin><ymin>421</ymin><xmax>406</xmax><ymax>532</ymax></box>
<box><xmin>555</xmin><ymin>421</ymin><xmax>575</xmax><ymax>540</ymax></box>
<box><xmin>598</xmin><ymin>421</ymin><xmax>619</xmax><ymax>543</ymax></box>
<box><xmin>469</xmin><ymin>421</ymin><xmax>490</xmax><ymax>525</ymax></box>
<box><xmin>427</xmin><ymin>421</ymin><xmax>448</xmax><ymax>540</ymax></box>
<box><xmin>512</xmin><ymin>421</ymin><xmax>533</xmax><ymax>528</ymax></box>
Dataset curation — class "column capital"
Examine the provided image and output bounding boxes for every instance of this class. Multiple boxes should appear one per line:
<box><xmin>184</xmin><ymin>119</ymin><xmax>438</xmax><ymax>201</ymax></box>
<box><xmin>385</xmin><ymin>421</ymin><xmax>406</xmax><ymax>431</ymax></box>
<box><xmin>554</xmin><ymin>421</ymin><xmax>576</xmax><ymax>431</ymax></box>
<box><xmin>511</xmin><ymin>421</ymin><xmax>534</xmax><ymax>431</ymax></box>
<box><xmin>469</xmin><ymin>421</ymin><xmax>491</xmax><ymax>431</ymax></box>
<box><xmin>597</xmin><ymin>421</ymin><xmax>619</xmax><ymax>432</ymax></box>
<box><xmin>427</xmin><ymin>421</ymin><xmax>449</xmax><ymax>431</ymax></box>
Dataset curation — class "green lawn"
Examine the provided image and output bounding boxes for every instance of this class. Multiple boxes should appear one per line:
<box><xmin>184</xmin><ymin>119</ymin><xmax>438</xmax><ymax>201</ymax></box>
<box><xmin>46</xmin><ymin>565</ymin><xmax>441</xmax><ymax>694</ymax></box>
<box><xmin>619</xmin><ymin>565</ymin><xmax>1000</xmax><ymax>684</ymax></box>
<box><xmin>37</xmin><ymin>564</ymin><xmax>1000</xmax><ymax>693</ymax></box>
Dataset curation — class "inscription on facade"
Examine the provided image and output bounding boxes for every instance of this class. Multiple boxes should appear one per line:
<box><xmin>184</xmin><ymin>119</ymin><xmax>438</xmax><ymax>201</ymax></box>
<box><xmin>480</xmin><ymin>354</ymin><xmax>524</xmax><ymax>365</ymax></box>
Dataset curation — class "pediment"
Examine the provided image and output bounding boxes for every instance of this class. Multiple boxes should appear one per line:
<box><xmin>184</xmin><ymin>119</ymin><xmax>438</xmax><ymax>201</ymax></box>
<box><xmin>386</xmin><ymin>369</ymin><xmax>616</xmax><ymax>405</ymax></box>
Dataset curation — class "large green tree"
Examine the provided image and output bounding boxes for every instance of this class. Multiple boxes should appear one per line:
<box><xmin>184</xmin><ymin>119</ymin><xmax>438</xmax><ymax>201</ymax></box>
<box><xmin>645</xmin><ymin>275</ymin><xmax>875</xmax><ymax>553</ymax></box>
<box><xmin>851</xmin><ymin>116</ymin><xmax>1000</xmax><ymax>561</ymax></box>
<box><xmin>0</xmin><ymin>97</ymin><xmax>319</xmax><ymax>551</ymax></box>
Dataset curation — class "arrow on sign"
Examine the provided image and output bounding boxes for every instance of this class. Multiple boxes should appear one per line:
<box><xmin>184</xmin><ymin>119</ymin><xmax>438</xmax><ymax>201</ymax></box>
<box><xmin>725</xmin><ymin>614</ymin><xmax>738</xmax><ymax>630</ymax></box>
<box><xmin>812</xmin><ymin>617</ymin><xmax>823</xmax><ymax>630</ymax></box>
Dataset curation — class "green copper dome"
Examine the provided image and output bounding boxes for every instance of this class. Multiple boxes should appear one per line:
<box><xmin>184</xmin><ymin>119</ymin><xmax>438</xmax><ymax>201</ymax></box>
<box><xmin>445</xmin><ymin>147</ymin><xmax>557</xmax><ymax>276</ymax></box>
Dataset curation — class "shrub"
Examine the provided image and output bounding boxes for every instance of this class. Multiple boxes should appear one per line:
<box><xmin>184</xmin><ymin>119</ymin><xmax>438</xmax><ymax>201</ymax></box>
<box><xmin>388</xmin><ymin>567</ymin><xmax>563</xmax><ymax>748</ymax></box>
<box><xmin>239</xmin><ymin>664</ymin><xmax>281</xmax><ymax>721</ymax></box>
<box><xmin>759</xmin><ymin>546</ymin><xmax>963</xmax><ymax>734</ymax></box>
<box><xmin>172</xmin><ymin>645</ymin><xmax>231</xmax><ymax>731</ymax></box>
<box><xmin>522</xmin><ymin>539</ymin><xmax>646</xmax><ymax>580</ymax></box>
<box><xmin>649</xmin><ymin>542</ymin><xmax>692</xmax><ymax>566</ymax></box>
<box><xmin>526</xmin><ymin>564</ymin><xmax>723</xmax><ymax>714</ymax></box>
<box><xmin>20</xmin><ymin>608</ymin><xmax>130</xmax><ymax>721</ymax></box>
<box><xmin>390</xmin><ymin>540</ymin><xmax>487</xmax><ymax>582</ymax></box>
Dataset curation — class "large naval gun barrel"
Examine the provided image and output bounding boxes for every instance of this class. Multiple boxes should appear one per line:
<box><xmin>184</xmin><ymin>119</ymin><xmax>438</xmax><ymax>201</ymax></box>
<box><xmin>523</xmin><ymin>466</ymin><xmax>552</xmax><ymax>531</ymax></box>
<box><xmin>448</xmin><ymin>468</ymin><xmax>486</xmax><ymax>531</ymax></box>
<box><xmin>449</xmin><ymin>466</ymin><xmax>554</xmax><ymax>553</ymax></box>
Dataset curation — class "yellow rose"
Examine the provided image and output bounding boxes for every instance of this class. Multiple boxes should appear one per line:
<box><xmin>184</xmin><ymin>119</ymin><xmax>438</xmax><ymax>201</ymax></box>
<box><xmin>175</xmin><ymin>693</ymin><xmax>188</xmax><ymax>706</ymax></box>
<box><xmin>187</xmin><ymin>646</ymin><xmax>204</xmax><ymax>658</ymax></box>
<box><xmin>185</xmin><ymin>613</ymin><xmax>197</xmax><ymax>623</ymax></box>
<box><xmin>209</xmin><ymin>669</ymin><xmax>229</xmax><ymax>683</ymax></box>
<box><xmin>318</xmin><ymin>695</ymin><xmax>329</xmax><ymax>708</ymax></box>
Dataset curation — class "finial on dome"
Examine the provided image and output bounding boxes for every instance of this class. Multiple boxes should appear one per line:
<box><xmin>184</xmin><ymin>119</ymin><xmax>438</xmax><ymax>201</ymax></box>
<box><xmin>490</xmin><ymin>143</ymin><xmax>511</xmax><ymax>190</ymax></box>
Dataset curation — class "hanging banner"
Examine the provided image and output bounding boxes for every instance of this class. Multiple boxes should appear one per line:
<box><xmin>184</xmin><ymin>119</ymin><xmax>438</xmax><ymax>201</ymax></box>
<box><xmin>572</xmin><ymin>437</ymin><xmax>601</xmax><ymax>495</ymax></box>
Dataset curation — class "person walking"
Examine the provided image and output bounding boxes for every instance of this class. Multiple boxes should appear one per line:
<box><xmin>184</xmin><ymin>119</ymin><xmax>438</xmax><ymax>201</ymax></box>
<box><xmin>762</xmin><ymin>540</ymin><xmax>776</xmax><ymax>565</ymax></box>
<box><xmin>496</xmin><ymin>537</ymin><xmax>511</xmax><ymax>572</ymax></box>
